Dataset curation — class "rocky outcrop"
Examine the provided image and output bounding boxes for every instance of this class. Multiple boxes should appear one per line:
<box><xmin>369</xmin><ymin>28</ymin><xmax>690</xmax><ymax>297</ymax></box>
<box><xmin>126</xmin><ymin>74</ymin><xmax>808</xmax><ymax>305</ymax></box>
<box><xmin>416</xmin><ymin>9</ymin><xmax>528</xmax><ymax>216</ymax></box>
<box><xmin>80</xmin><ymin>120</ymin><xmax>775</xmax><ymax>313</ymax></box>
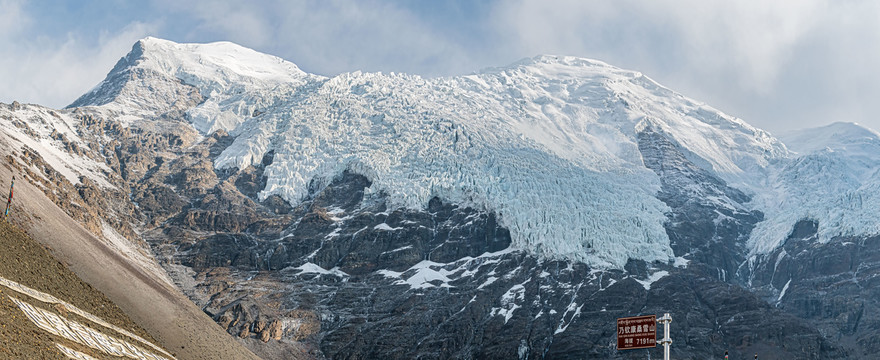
<box><xmin>745</xmin><ymin>219</ymin><xmax>880</xmax><ymax>358</ymax></box>
<box><xmin>638</xmin><ymin>127</ymin><xmax>762</xmax><ymax>281</ymax></box>
<box><xmin>0</xmin><ymin>93</ymin><xmax>867</xmax><ymax>359</ymax></box>
<box><xmin>145</xmin><ymin>155</ymin><xmax>842</xmax><ymax>359</ymax></box>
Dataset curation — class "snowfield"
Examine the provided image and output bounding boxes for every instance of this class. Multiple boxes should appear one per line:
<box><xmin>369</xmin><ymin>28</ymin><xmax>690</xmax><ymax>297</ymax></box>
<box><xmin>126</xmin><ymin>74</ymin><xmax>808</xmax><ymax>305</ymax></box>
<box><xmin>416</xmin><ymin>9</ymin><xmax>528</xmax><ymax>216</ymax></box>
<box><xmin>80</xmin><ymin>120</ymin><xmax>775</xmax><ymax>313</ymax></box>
<box><xmin>749</xmin><ymin>122</ymin><xmax>880</xmax><ymax>254</ymax></box>
<box><xmin>64</xmin><ymin>38</ymin><xmax>879</xmax><ymax>269</ymax></box>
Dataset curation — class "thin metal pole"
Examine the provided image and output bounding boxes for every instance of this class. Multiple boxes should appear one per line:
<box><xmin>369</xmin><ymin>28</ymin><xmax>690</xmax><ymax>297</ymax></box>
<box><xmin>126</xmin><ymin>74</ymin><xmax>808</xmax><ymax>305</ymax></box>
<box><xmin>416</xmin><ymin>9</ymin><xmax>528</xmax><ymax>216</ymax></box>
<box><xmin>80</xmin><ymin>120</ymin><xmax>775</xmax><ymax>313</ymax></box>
<box><xmin>657</xmin><ymin>313</ymin><xmax>672</xmax><ymax>360</ymax></box>
<box><xmin>4</xmin><ymin>176</ymin><xmax>13</xmax><ymax>219</ymax></box>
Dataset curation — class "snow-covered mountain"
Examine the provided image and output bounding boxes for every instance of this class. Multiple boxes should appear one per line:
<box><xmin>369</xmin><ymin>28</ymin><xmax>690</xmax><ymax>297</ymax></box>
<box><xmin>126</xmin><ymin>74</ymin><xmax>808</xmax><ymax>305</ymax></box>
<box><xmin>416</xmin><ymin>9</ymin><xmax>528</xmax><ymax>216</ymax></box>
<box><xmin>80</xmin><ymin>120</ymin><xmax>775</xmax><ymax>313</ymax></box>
<box><xmin>68</xmin><ymin>37</ymin><xmax>813</xmax><ymax>269</ymax></box>
<box><xmin>4</xmin><ymin>37</ymin><xmax>879</xmax><ymax>358</ymax></box>
<box><xmin>749</xmin><ymin>122</ymin><xmax>880</xmax><ymax>254</ymax></box>
<box><xmin>0</xmin><ymin>102</ymin><xmax>113</xmax><ymax>187</ymax></box>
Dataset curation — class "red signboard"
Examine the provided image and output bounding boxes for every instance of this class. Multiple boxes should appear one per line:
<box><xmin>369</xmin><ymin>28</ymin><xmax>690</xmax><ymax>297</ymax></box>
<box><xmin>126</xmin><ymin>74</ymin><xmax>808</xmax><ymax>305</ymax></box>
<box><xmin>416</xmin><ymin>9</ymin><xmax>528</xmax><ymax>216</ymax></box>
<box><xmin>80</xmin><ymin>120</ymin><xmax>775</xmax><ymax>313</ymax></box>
<box><xmin>617</xmin><ymin>315</ymin><xmax>657</xmax><ymax>350</ymax></box>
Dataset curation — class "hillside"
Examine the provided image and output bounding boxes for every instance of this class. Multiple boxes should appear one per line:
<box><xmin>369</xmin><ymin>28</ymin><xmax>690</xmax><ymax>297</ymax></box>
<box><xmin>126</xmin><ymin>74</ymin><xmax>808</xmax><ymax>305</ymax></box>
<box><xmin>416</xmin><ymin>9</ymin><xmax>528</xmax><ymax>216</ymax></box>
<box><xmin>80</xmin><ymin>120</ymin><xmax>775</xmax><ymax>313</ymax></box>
<box><xmin>0</xmin><ymin>145</ymin><xmax>262</xmax><ymax>359</ymax></box>
<box><xmin>0</xmin><ymin>219</ymin><xmax>164</xmax><ymax>359</ymax></box>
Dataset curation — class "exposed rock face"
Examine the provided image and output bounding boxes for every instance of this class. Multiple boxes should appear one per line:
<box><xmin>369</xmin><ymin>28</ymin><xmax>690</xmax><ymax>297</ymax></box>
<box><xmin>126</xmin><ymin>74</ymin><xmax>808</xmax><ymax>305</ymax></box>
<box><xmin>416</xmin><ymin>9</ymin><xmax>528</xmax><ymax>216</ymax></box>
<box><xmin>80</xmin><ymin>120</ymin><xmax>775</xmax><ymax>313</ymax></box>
<box><xmin>169</xmin><ymin>171</ymin><xmax>510</xmax><ymax>274</ymax></box>
<box><xmin>0</xmin><ymin>99</ymin><xmax>854</xmax><ymax>359</ymax></box>
<box><xmin>140</xmin><ymin>143</ymin><xmax>840</xmax><ymax>359</ymax></box>
<box><xmin>744</xmin><ymin>219</ymin><xmax>880</xmax><ymax>358</ymax></box>
<box><xmin>268</xmin><ymin>319</ymin><xmax>284</xmax><ymax>341</ymax></box>
<box><xmin>637</xmin><ymin>127</ymin><xmax>763</xmax><ymax>281</ymax></box>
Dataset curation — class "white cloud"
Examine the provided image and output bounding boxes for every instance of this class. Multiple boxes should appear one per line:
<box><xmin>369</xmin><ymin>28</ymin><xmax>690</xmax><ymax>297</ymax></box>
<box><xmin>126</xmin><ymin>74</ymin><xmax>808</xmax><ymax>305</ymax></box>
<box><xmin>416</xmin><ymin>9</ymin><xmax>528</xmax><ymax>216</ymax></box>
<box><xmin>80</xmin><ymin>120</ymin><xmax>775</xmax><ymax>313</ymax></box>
<box><xmin>487</xmin><ymin>0</ymin><xmax>880</xmax><ymax>133</ymax></box>
<box><xmin>489</xmin><ymin>0</ymin><xmax>824</xmax><ymax>93</ymax></box>
<box><xmin>1</xmin><ymin>0</ymin><xmax>478</xmax><ymax>108</ymax></box>
<box><xmin>0</xmin><ymin>0</ymin><xmax>29</xmax><ymax>35</ymax></box>
<box><xmin>1</xmin><ymin>0</ymin><xmax>879</xmax><ymax>133</ymax></box>
<box><xmin>0</xmin><ymin>11</ymin><xmax>156</xmax><ymax>108</ymax></box>
<box><xmin>156</xmin><ymin>0</ymin><xmax>274</xmax><ymax>49</ymax></box>
<box><xmin>153</xmin><ymin>0</ymin><xmax>476</xmax><ymax>77</ymax></box>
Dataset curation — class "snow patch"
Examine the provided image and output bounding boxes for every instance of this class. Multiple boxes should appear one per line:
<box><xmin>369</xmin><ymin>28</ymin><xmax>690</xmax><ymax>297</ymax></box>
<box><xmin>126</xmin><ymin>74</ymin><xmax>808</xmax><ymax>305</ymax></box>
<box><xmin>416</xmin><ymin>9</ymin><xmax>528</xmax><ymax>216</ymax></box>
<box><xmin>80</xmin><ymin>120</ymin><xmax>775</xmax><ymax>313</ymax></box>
<box><xmin>555</xmin><ymin>300</ymin><xmax>584</xmax><ymax>334</ymax></box>
<box><xmin>295</xmin><ymin>262</ymin><xmax>348</xmax><ymax>277</ymax></box>
<box><xmin>380</xmin><ymin>245</ymin><xmax>412</xmax><ymax>255</ymax></box>
<box><xmin>673</xmin><ymin>256</ymin><xmax>690</xmax><ymax>268</ymax></box>
<box><xmin>777</xmin><ymin>278</ymin><xmax>792</xmax><ymax>303</ymax></box>
<box><xmin>478</xmin><ymin>276</ymin><xmax>498</xmax><ymax>289</ymax></box>
<box><xmin>377</xmin><ymin>260</ymin><xmax>454</xmax><ymax>289</ymax></box>
<box><xmin>635</xmin><ymin>270</ymin><xmax>669</xmax><ymax>290</ymax></box>
<box><xmin>491</xmin><ymin>282</ymin><xmax>527</xmax><ymax>324</ymax></box>
<box><xmin>373</xmin><ymin>223</ymin><xmax>402</xmax><ymax>231</ymax></box>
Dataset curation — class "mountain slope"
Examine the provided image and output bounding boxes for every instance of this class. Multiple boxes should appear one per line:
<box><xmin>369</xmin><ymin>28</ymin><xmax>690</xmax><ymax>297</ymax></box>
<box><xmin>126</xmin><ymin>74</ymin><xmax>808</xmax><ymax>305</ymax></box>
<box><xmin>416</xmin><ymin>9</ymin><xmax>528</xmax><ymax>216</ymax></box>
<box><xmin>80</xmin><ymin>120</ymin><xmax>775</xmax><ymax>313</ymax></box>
<box><xmin>0</xmin><ymin>110</ymin><xmax>262</xmax><ymax>360</ymax></box>
<box><xmin>70</xmin><ymin>38</ymin><xmax>794</xmax><ymax>269</ymax></box>
<box><xmin>748</xmin><ymin>121</ymin><xmax>880</xmax><ymax>254</ymax></box>
<box><xmin>0</xmin><ymin>219</ymin><xmax>165</xmax><ymax>359</ymax></box>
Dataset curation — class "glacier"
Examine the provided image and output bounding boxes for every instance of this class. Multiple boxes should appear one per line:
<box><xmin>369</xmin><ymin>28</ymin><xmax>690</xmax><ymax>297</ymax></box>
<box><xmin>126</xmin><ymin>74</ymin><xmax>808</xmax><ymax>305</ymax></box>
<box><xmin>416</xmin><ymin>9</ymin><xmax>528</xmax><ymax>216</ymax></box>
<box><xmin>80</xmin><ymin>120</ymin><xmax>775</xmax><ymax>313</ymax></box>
<box><xmin>749</xmin><ymin>122</ymin><xmax>880</xmax><ymax>254</ymax></box>
<box><xmin>67</xmin><ymin>37</ymin><xmax>879</xmax><ymax>269</ymax></box>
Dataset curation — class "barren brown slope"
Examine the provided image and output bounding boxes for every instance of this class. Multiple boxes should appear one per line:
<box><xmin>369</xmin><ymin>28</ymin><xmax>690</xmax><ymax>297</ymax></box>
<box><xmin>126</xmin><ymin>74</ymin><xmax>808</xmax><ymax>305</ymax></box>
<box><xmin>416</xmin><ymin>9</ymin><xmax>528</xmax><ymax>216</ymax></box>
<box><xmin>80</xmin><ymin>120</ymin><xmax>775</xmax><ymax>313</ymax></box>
<box><xmin>0</xmin><ymin>218</ymin><xmax>163</xmax><ymax>359</ymax></box>
<box><xmin>0</xmin><ymin>163</ymin><xmax>261</xmax><ymax>360</ymax></box>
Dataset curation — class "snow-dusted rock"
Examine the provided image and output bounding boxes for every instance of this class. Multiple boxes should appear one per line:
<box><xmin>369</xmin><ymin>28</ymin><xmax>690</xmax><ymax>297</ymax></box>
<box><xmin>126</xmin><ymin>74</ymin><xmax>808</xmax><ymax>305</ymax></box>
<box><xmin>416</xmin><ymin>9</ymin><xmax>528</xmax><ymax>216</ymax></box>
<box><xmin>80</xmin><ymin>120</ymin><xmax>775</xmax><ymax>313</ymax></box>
<box><xmin>70</xmin><ymin>38</ymin><xmax>879</xmax><ymax>268</ymax></box>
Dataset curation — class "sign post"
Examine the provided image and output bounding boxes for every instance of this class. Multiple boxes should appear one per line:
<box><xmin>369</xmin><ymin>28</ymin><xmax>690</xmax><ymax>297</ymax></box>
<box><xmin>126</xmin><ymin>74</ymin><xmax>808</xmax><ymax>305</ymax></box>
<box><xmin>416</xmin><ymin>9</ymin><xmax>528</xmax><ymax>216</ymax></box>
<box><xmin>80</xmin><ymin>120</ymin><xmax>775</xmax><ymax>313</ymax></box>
<box><xmin>617</xmin><ymin>313</ymin><xmax>672</xmax><ymax>358</ymax></box>
<box><xmin>616</xmin><ymin>315</ymin><xmax>656</xmax><ymax>350</ymax></box>
<box><xmin>658</xmin><ymin>313</ymin><xmax>672</xmax><ymax>360</ymax></box>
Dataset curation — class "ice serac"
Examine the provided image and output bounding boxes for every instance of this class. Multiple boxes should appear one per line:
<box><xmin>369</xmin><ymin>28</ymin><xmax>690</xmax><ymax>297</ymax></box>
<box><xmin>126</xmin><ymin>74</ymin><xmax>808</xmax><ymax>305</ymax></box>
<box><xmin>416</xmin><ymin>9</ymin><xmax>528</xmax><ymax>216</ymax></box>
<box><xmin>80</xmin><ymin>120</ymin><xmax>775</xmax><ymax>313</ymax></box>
<box><xmin>748</xmin><ymin>122</ymin><xmax>880</xmax><ymax>254</ymax></box>
<box><xmin>70</xmin><ymin>40</ymin><xmax>800</xmax><ymax>269</ymax></box>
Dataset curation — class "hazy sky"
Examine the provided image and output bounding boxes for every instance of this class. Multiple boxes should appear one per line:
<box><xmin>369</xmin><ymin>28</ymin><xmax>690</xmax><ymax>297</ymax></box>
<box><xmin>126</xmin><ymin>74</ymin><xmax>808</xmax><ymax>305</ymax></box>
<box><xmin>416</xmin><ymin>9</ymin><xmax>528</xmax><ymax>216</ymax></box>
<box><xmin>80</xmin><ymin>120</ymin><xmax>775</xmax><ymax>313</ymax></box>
<box><xmin>1</xmin><ymin>0</ymin><xmax>878</xmax><ymax>134</ymax></box>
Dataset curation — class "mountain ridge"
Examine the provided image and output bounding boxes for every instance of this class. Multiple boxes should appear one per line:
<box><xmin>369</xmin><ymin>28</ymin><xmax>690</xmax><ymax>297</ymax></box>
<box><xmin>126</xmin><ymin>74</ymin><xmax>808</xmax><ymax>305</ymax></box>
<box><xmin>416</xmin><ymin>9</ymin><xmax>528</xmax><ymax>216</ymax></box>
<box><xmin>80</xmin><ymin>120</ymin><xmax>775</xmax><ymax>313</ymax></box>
<box><xmin>64</xmin><ymin>38</ymin><xmax>805</xmax><ymax>269</ymax></box>
<box><xmin>2</xmin><ymin>37</ymin><xmax>879</xmax><ymax>358</ymax></box>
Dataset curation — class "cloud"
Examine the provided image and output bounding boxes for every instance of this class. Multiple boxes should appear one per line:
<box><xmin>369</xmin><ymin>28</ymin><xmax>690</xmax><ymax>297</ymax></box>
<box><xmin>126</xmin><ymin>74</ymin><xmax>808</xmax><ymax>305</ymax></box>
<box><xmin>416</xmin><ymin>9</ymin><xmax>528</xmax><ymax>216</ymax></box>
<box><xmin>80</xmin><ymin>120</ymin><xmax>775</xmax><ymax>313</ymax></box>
<box><xmin>487</xmin><ymin>0</ymin><xmax>880</xmax><ymax>133</ymax></box>
<box><xmin>0</xmin><ymin>0</ymin><xmax>29</xmax><ymax>35</ymax></box>
<box><xmin>489</xmin><ymin>0</ymin><xmax>824</xmax><ymax>93</ymax></box>
<box><xmin>155</xmin><ymin>0</ymin><xmax>275</xmax><ymax>49</ymax></box>
<box><xmin>0</xmin><ymin>3</ymin><xmax>156</xmax><ymax>108</ymax></box>
<box><xmin>2</xmin><ymin>0</ymin><xmax>481</xmax><ymax>107</ymax></box>
<box><xmin>1</xmin><ymin>0</ymin><xmax>879</xmax><ymax>133</ymax></box>
<box><xmin>153</xmin><ymin>0</ymin><xmax>477</xmax><ymax>77</ymax></box>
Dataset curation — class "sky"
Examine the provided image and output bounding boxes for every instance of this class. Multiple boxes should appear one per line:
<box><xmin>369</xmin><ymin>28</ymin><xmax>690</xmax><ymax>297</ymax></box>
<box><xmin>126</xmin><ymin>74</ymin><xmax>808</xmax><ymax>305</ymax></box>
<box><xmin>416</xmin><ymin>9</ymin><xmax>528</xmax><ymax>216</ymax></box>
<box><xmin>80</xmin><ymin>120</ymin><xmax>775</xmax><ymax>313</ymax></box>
<box><xmin>1</xmin><ymin>0</ymin><xmax>879</xmax><ymax>134</ymax></box>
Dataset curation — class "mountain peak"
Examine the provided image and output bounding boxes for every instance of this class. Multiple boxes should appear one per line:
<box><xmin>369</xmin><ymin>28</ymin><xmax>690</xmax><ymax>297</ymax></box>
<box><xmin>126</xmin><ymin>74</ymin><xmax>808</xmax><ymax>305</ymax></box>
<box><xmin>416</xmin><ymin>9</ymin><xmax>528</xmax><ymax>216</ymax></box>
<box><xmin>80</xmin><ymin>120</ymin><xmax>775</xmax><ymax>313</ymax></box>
<box><xmin>520</xmin><ymin>54</ymin><xmax>614</xmax><ymax>67</ymax></box>
<box><xmin>133</xmin><ymin>37</ymin><xmax>308</xmax><ymax>82</ymax></box>
<box><xmin>779</xmin><ymin>121</ymin><xmax>880</xmax><ymax>154</ymax></box>
<box><xmin>68</xmin><ymin>38</ymin><xmax>314</xmax><ymax>113</ymax></box>
<box><xmin>481</xmin><ymin>54</ymin><xmax>642</xmax><ymax>81</ymax></box>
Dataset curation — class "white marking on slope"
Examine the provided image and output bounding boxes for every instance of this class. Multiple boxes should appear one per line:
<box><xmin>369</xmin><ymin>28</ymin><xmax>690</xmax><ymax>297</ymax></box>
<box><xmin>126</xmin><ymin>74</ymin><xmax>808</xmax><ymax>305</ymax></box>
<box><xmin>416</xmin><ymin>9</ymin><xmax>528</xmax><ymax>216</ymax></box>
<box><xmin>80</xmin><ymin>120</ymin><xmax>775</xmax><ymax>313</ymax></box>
<box><xmin>55</xmin><ymin>343</ymin><xmax>99</xmax><ymax>360</ymax></box>
<box><xmin>9</xmin><ymin>297</ymin><xmax>171</xmax><ymax>360</ymax></box>
<box><xmin>0</xmin><ymin>276</ymin><xmax>174</xmax><ymax>359</ymax></box>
